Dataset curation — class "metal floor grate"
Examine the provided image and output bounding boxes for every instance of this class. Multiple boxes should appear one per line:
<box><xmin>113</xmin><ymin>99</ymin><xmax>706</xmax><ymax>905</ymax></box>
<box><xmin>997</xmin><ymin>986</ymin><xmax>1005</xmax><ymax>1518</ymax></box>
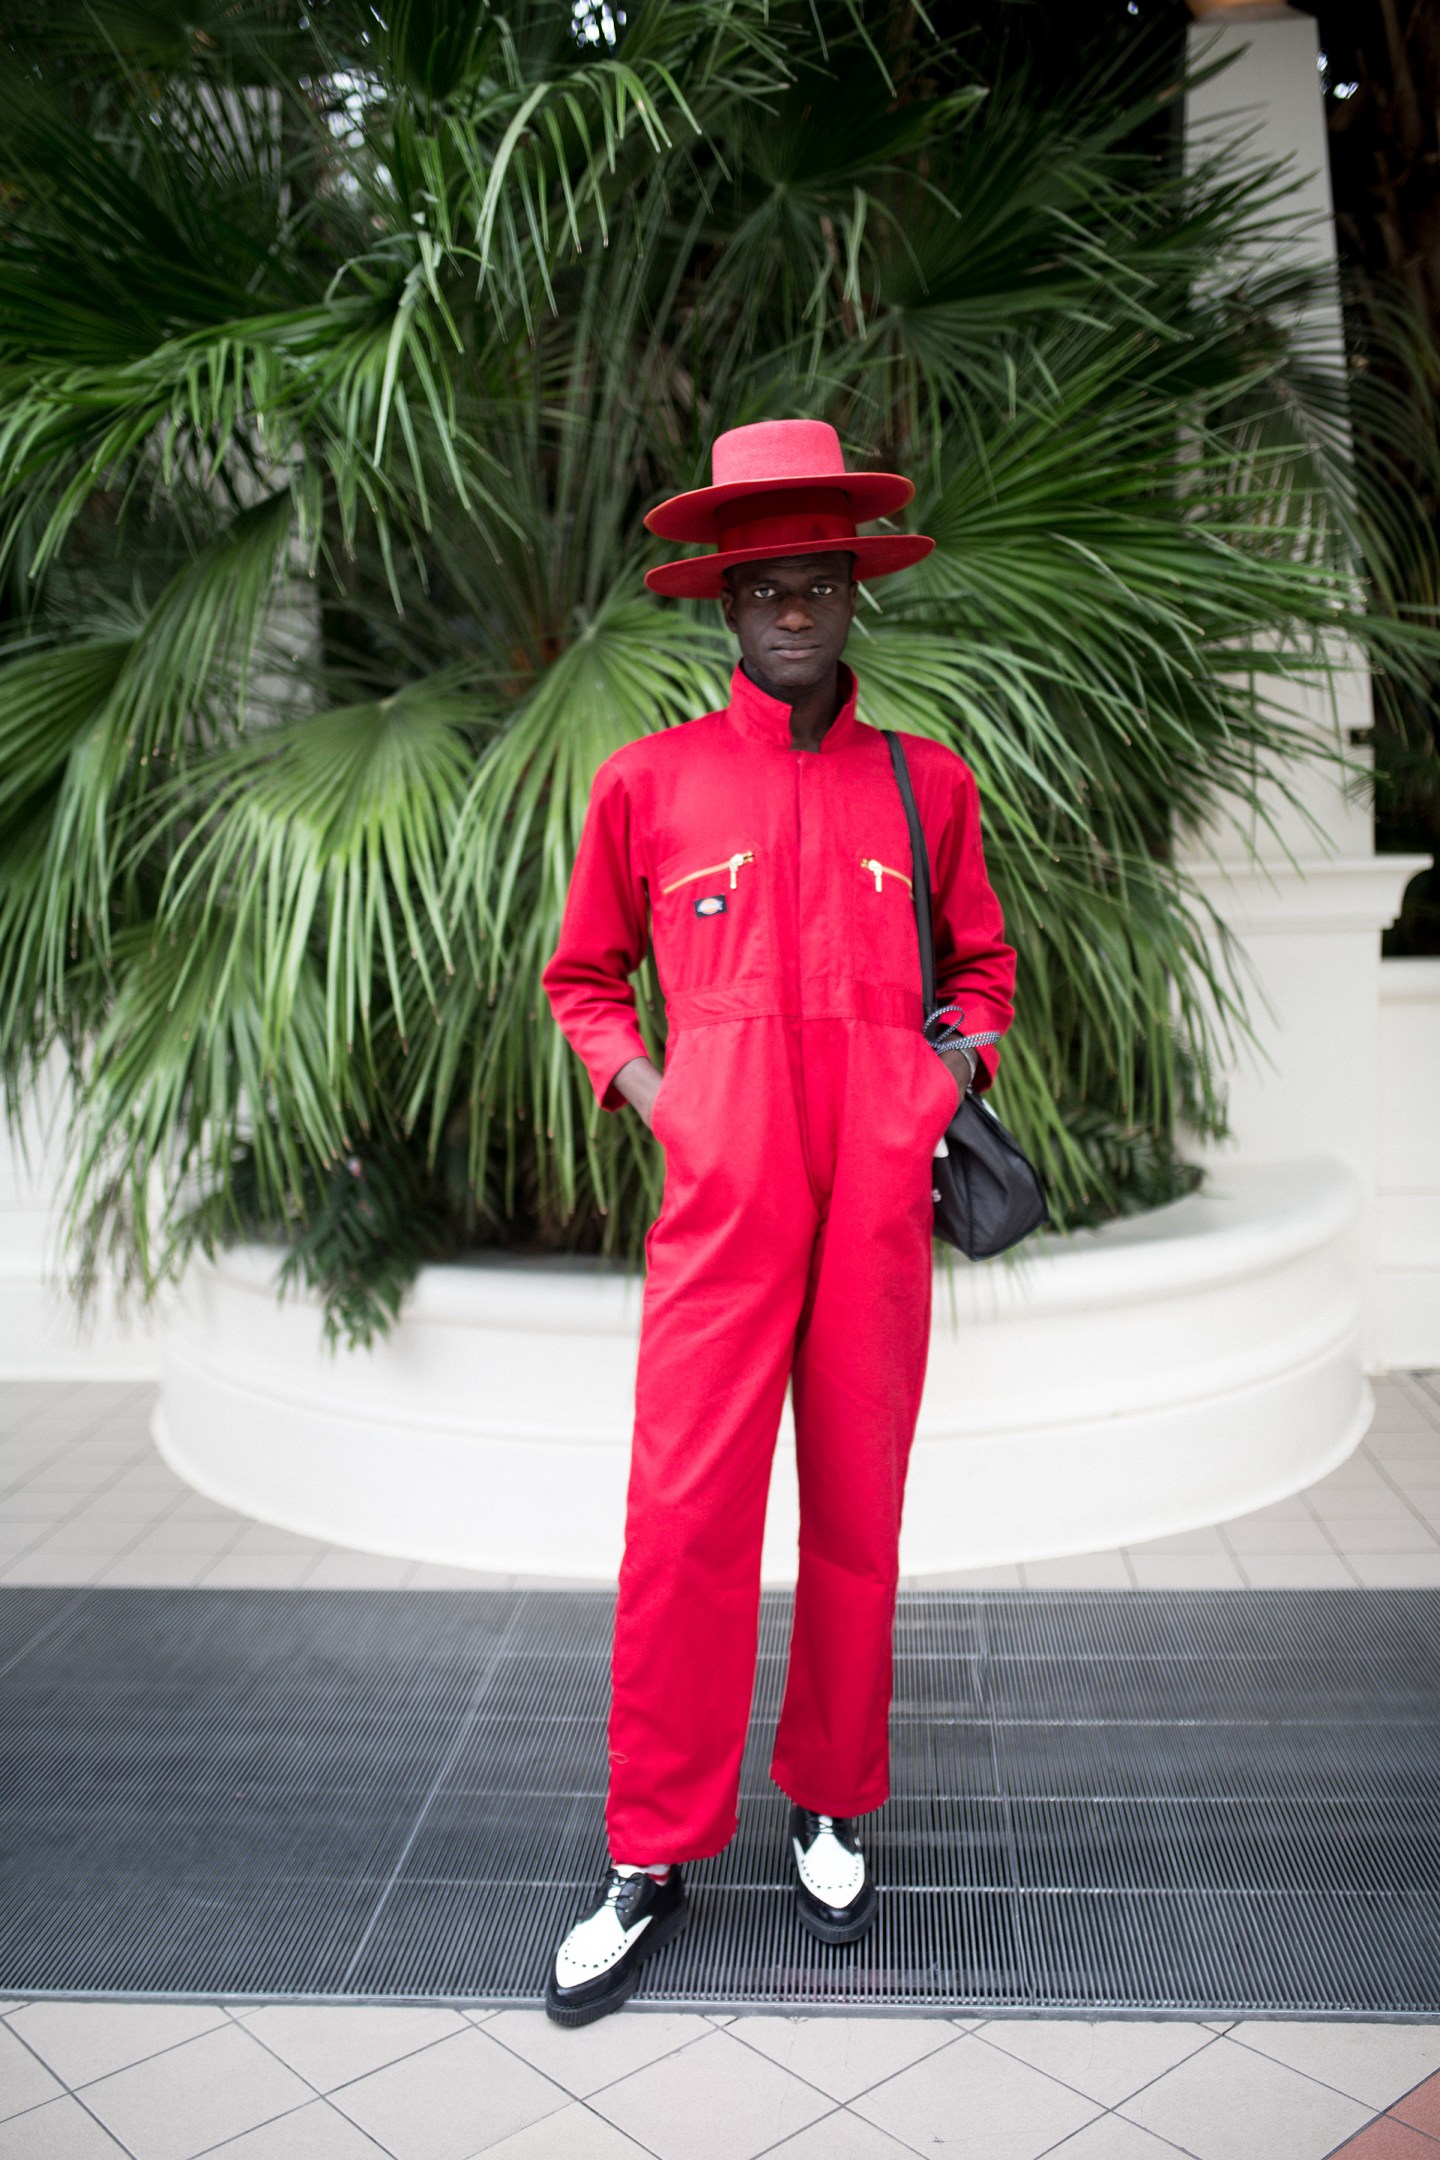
<box><xmin>2</xmin><ymin>1585</ymin><xmax>1438</xmax><ymax>2014</ymax></box>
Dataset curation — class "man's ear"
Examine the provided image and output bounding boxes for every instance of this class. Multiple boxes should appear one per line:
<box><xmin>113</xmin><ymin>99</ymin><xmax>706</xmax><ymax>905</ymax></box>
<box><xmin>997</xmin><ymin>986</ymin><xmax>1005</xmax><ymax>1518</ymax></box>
<box><xmin>718</xmin><ymin>580</ymin><xmax>737</xmax><ymax>632</ymax></box>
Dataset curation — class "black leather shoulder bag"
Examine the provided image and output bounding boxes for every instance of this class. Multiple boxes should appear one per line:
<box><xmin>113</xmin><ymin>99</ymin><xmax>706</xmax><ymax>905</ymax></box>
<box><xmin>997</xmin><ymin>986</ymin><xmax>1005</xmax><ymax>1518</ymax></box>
<box><xmin>883</xmin><ymin>729</ymin><xmax>1050</xmax><ymax>1261</ymax></box>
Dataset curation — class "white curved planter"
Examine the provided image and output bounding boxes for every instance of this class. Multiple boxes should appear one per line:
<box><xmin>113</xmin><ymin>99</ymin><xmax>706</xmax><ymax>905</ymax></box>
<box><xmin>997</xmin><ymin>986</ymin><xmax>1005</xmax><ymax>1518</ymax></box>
<box><xmin>155</xmin><ymin>1156</ymin><xmax>1371</xmax><ymax>1582</ymax></box>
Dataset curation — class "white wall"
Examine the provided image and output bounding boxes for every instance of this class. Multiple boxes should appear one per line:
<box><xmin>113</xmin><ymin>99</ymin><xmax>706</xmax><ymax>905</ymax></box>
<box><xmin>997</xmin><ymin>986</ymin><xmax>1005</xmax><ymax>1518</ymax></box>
<box><xmin>0</xmin><ymin>1056</ymin><xmax>163</xmax><ymax>1379</ymax></box>
<box><xmin>1376</xmin><ymin>958</ymin><xmax>1440</xmax><ymax>1367</ymax></box>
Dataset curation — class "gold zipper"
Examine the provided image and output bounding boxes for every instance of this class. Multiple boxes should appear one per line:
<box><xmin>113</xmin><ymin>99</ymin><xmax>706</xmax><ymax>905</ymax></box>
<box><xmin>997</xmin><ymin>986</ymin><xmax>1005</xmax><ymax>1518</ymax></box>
<box><xmin>662</xmin><ymin>850</ymin><xmax>755</xmax><ymax>895</ymax></box>
<box><xmin>859</xmin><ymin>856</ymin><xmax>913</xmax><ymax>894</ymax></box>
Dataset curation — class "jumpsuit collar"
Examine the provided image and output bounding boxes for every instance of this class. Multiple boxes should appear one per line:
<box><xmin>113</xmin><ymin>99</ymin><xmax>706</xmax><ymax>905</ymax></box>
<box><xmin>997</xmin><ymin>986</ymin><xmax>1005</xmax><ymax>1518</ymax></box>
<box><xmin>724</xmin><ymin>661</ymin><xmax>863</xmax><ymax>754</ymax></box>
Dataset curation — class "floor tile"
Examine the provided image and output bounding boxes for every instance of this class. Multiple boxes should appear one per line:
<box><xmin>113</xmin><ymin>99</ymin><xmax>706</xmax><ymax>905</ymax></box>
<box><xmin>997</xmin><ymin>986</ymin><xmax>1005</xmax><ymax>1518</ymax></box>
<box><xmin>1392</xmin><ymin>2072</ymin><xmax>1440</xmax><ymax>2136</ymax></box>
<box><xmin>1117</xmin><ymin>2033</ymin><xmax>1370</xmax><ymax>2159</ymax></box>
<box><xmin>0</xmin><ymin>2022</ymin><xmax>66</xmax><ymax>2117</ymax></box>
<box><xmin>80</xmin><ymin>2019</ymin><xmax>315</xmax><ymax>2160</ymax></box>
<box><xmin>0</xmin><ymin>1552</ymin><xmax>94</xmax><ymax>1584</ymax></box>
<box><xmin>1309</xmin><ymin>1488</ymin><xmax>1419</xmax><ymax>1522</ymax></box>
<box><xmin>197</xmin><ymin>1555</ymin><xmax>321</xmax><ymax>1588</ymax></box>
<box><xmin>1317</xmin><ymin>1518</ymin><xmax>1438</xmax><ymax>1554</ymax></box>
<box><xmin>762</xmin><ymin>2110</ymin><xmax>922</xmax><ymax>2159</ymax></box>
<box><xmin>1366</xmin><ymin>1407</ymin><xmax>1440</xmax><ymax>1435</ymax></box>
<box><xmin>239</xmin><ymin>2005</ymin><xmax>470</xmax><ymax>2094</ymax></box>
<box><xmin>302</xmin><ymin>1551</ymin><xmax>417</xmax><ymax>1587</ymax></box>
<box><xmin>850</xmin><ymin>2030</ymin><xmax>1101</xmax><ymax>2159</ymax></box>
<box><xmin>93</xmin><ymin>1551</ymin><xmax>213</xmax><ymax>1586</ymax></box>
<box><xmin>484</xmin><ymin>2008</ymin><xmax>711</xmax><ymax>2101</ymax></box>
<box><xmin>1236</xmin><ymin>1554</ymin><xmax>1359</xmax><ymax>1587</ymax></box>
<box><xmin>1348</xmin><ymin>1554</ymin><xmax>1440</xmax><ymax>1586</ymax></box>
<box><xmin>1041</xmin><ymin>2116</ymin><xmax>1193</xmax><ymax>2158</ymax></box>
<box><xmin>1021</xmin><ymin>1554</ymin><xmax>1133</xmax><ymax>1590</ymax></box>
<box><xmin>1226</xmin><ymin>2025</ymin><xmax>1440</xmax><ymax>2112</ymax></box>
<box><xmin>188</xmin><ymin>2099</ymin><xmax>394</xmax><ymax>2159</ymax></box>
<box><xmin>229</xmin><ymin>1525</ymin><xmax>330</xmax><ymax>1556</ymax></box>
<box><xmin>121</xmin><ymin>1520</ymin><xmax>243</xmax><ymax>1556</ymax></box>
<box><xmin>726</xmin><ymin>2012</ymin><xmax>958</xmax><ymax>2103</ymax></box>
<box><xmin>0</xmin><ymin>2095</ymin><xmax>133</xmax><ymax>2159</ymax></box>
<box><xmin>66</xmin><ymin>1492</ymin><xmax>168</xmax><ymax>1522</ymax></box>
<box><xmin>5</xmin><ymin>2001</ymin><xmax>229</xmax><ymax>2089</ymax></box>
<box><xmin>24</xmin><ymin>1522</ymin><xmax>138</xmax><ymax>1554</ymax></box>
<box><xmin>165</xmin><ymin>1495</ymin><xmax>251</xmax><ymax>1523</ymax></box>
<box><xmin>476</xmin><ymin>2101</ymin><xmax>657</xmax><ymax>2157</ymax></box>
<box><xmin>1221</xmin><ymin>1515</ymin><xmax>1336</xmax><ymax>1555</ymax></box>
<box><xmin>590</xmin><ymin>2028</ymin><xmax>831</xmax><ymax>2160</ymax></box>
<box><xmin>407</xmin><ymin>1562</ymin><xmax>515</xmax><ymax>1588</ymax></box>
<box><xmin>16</xmin><ymin>1467</ymin><xmax>119</xmax><ymax>1493</ymax></box>
<box><xmin>975</xmin><ymin>2019</ymin><xmax>1215</xmax><ymax>2108</ymax></box>
<box><xmin>329</xmin><ymin>2026</ymin><xmax>566</xmax><ymax>2160</ymax></box>
<box><xmin>0</xmin><ymin>1494</ymin><xmax>71</xmax><ymax>1520</ymax></box>
<box><xmin>1126</xmin><ymin>1527</ymin><xmax>1229</xmax><ymax>1556</ymax></box>
<box><xmin>1124</xmin><ymin>1554</ymin><xmax>1245</xmax><ymax>1589</ymax></box>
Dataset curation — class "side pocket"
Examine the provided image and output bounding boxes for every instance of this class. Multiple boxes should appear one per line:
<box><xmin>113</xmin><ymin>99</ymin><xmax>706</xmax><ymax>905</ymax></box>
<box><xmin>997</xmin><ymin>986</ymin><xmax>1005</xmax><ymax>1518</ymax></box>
<box><xmin>650</xmin><ymin>1033</ymin><xmax>683</xmax><ymax>1145</ymax></box>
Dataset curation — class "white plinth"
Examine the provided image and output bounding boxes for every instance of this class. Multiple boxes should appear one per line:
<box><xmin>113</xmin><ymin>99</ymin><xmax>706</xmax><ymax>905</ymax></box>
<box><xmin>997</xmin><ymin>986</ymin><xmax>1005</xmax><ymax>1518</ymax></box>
<box><xmin>155</xmin><ymin>1156</ymin><xmax>1369</xmax><ymax>1582</ymax></box>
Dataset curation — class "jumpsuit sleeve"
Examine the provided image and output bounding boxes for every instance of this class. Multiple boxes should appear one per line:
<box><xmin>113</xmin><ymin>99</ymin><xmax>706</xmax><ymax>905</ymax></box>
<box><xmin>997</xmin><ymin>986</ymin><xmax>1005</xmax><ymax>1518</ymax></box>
<box><xmin>930</xmin><ymin>760</ymin><xmax>1016</xmax><ymax>1095</ymax></box>
<box><xmin>540</xmin><ymin>756</ymin><xmax>652</xmax><ymax>1112</ymax></box>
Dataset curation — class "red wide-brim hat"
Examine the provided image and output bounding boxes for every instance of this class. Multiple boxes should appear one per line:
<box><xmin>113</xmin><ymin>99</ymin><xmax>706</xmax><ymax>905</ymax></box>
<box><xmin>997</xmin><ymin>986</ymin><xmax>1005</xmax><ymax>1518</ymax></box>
<box><xmin>643</xmin><ymin>419</ymin><xmax>934</xmax><ymax>599</ymax></box>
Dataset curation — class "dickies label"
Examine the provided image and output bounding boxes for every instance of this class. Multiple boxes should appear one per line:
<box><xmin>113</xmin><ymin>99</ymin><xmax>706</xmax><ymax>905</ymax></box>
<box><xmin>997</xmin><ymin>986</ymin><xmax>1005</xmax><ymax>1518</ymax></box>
<box><xmin>694</xmin><ymin>895</ymin><xmax>727</xmax><ymax>917</ymax></box>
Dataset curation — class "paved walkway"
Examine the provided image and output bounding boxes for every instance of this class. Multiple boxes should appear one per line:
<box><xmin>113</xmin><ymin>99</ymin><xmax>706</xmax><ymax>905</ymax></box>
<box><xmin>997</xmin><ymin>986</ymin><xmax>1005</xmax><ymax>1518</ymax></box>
<box><xmin>0</xmin><ymin>1371</ymin><xmax>1437</xmax><ymax>2160</ymax></box>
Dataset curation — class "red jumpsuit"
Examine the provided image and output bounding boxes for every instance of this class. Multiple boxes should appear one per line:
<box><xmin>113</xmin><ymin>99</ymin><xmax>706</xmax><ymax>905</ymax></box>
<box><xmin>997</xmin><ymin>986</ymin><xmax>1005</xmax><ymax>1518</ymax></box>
<box><xmin>542</xmin><ymin>661</ymin><xmax>1015</xmax><ymax>1864</ymax></box>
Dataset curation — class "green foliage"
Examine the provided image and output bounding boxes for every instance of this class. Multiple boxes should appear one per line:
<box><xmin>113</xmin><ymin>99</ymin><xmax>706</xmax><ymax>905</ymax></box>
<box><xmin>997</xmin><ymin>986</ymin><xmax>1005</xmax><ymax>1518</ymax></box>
<box><xmin>1</xmin><ymin>0</ymin><xmax>1435</xmax><ymax>1345</ymax></box>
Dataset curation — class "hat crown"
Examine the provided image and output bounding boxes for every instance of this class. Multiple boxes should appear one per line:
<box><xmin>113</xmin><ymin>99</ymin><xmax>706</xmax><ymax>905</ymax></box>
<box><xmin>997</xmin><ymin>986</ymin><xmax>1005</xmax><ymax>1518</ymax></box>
<box><xmin>711</xmin><ymin>420</ymin><xmax>847</xmax><ymax>492</ymax></box>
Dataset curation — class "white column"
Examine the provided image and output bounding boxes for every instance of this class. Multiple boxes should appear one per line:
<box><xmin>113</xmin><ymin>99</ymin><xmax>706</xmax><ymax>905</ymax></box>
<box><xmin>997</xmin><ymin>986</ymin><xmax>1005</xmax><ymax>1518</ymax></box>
<box><xmin>1180</xmin><ymin>3</ymin><xmax>1429</xmax><ymax>1366</ymax></box>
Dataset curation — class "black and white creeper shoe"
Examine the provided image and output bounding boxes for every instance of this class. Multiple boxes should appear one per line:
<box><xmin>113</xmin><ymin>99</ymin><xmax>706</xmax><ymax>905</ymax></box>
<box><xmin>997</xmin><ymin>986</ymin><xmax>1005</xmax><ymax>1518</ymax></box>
<box><xmin>789</xmin><ymin>1805</ymin><xmax>878</xmax><ymax>1945</ymax></box>
<box><xmin>544</xmin><ymin>1863</ymin><xmax>688</xmax><ymax>2026</ymax></box>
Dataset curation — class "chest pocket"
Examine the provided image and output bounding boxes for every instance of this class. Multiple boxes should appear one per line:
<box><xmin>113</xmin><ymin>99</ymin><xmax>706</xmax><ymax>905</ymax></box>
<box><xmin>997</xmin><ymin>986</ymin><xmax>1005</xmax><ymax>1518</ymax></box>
<box><xmin>851</xmin><ymin>849</ymin><xmax>922</xmax><ymax>990</ymax></box>
<box><xmin>651</xmin><ymin>846</ymin><xmax>764</xmax><ymax>991</ymax></box>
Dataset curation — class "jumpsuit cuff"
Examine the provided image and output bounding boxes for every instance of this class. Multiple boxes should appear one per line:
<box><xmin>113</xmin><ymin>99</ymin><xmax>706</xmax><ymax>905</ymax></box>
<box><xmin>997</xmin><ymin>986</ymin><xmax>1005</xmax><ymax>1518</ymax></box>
<box><xmin>594</xmin><ymin>1029</ymin><xmax>653</xmax><ymax>1112</ymax></box>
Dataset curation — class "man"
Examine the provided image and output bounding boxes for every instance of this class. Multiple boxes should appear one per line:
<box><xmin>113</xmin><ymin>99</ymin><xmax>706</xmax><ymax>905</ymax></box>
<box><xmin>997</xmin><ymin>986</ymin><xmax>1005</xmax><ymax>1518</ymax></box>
<box><xmin>540</xmin><ymin>419</ymin><xmax>1016</xmax><ymax>2025</ymax></box>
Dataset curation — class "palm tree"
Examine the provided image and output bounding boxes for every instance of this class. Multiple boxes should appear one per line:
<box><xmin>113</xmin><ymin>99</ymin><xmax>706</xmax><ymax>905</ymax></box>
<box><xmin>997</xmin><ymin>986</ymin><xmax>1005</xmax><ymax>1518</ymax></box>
<box><xmin>0</xmin><ymin>0</ymin><xmax>1433</xmax><ymax>1345</ymax></box>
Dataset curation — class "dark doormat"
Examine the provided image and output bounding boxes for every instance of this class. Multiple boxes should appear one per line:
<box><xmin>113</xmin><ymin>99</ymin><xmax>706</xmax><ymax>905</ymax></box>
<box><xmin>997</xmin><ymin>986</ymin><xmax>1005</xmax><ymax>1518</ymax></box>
<box><xmin>2</xmin><ymin>1585</ymin><xmax>1438</xmax><ymax>2015</ymax></box>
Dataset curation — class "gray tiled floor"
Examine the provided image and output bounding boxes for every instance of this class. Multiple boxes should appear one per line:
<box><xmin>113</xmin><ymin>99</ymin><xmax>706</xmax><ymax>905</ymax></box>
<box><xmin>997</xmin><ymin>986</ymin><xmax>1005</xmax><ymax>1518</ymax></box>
<box><xmin>6</xmin><ymin>2004</ymin><xmax>1433</xmax><ymax>2160</ymax></box>
<box><xmin>2</xmin><ymin>1372</ymin><xmax>1439</xmax><ymax>1596</ymax></box>
<box><xmin>1</xmin><ymin>1371</ymin><xmax>1439</xmax><ymax>2158</ymax></box>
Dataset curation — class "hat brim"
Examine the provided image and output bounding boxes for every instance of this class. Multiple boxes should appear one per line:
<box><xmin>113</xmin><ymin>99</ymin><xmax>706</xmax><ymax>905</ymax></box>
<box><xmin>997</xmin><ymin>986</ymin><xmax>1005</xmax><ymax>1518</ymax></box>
<box><xmin>644</xmin><ymin>531</ymin><xmax>934</xmax><ymax>600</ymax></box>
<box><xmin>645</xmin><ymin>470</ymin><xmax>914</xmax><ymax>542</ymax></box>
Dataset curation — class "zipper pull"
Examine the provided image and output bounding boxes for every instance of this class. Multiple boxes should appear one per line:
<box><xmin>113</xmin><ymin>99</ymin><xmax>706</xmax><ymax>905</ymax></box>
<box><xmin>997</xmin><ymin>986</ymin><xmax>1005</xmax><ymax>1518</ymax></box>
<box><xmin>861</xmin><ymin>857</ymin><xmax>884</xmax><ymax>893</ymax></box>
<box><xmin>727</xmin><ymin>852</ymin><xmax>750</xmax><ymax>889</ymax></box>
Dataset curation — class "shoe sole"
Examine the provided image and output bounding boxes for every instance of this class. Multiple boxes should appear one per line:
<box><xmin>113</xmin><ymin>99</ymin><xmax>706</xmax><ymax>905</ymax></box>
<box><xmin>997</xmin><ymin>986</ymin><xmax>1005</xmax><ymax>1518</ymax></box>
<box><xmin>543</xmin><ymin>1897</ymin><xmax>690</xmax><ymax>2027</ymax></box>
<box><xmin>794</xmin><ymin>1880</ymin><xmax>879</xmax><ymax>1947</ymax></box>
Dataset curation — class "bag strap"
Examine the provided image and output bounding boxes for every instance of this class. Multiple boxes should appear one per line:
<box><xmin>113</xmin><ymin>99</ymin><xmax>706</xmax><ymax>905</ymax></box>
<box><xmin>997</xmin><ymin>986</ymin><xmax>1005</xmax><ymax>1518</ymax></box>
<box><xmin>882</xmin><ymin>728</ymin><xmax>936</xmax><ymax>1021</ymax></box>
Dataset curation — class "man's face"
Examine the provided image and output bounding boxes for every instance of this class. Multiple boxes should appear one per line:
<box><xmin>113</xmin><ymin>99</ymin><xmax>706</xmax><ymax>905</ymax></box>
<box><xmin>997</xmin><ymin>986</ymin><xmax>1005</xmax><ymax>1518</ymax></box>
<box><xmin>719</xmin><ymin>552</ymin><xmax>857</xmax><ymax>699</ymax></box>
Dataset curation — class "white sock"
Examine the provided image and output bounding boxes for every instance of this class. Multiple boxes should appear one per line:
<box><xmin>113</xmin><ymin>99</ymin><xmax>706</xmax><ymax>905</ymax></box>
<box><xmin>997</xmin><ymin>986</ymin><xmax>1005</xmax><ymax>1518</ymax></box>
<box><xmin>614</xmin><ymin>1861</ymin><xmax>672</xmax><ymax>1882</ymax></box>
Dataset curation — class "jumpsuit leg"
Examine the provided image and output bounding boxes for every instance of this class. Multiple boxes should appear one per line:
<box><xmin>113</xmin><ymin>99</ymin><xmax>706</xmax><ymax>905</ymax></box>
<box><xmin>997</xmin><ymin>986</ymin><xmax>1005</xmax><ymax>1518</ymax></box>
<box><xmin>606</xmin><ymin>1018</ymin><xmax>818</xmax><ymax>1864</ymax></box>
<box><xmin>770</xmin><ymin>1022</ymin><xmax>956</xmax><ymax>1816</ymax></box>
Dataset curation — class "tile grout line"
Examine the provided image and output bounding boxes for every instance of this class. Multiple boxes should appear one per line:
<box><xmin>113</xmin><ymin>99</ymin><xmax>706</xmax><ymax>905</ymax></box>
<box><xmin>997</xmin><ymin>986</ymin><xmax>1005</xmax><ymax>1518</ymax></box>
<box><xmin>481</xmin><ymin>2012</ymin><xmax>720</xmax><ymax>2107</ymax></box>
<box><xmin>1360</xmin><ymin>1444</ymin><xmax>1440</xmax><ymax>1549</ymax></box>
<box><xmin>721</xmin><ymin>2013</ymin><xmax>971</xmax><ymax>2115</ymax></box>
<box><xmin>968</xmin><ymin>2016</ymin><xmax>1233</xmax><ymax>2135</ymax></box>
<box><xmin>186</xmin><ymin>2090</ymin><xmax>402</xmax><ymax>2160</ymax></box>
<box><xmin>1300</xmin><ymin>1486</ymin><xmax>1367</xmax><ymax>1585</ymax></box>
<box><xmin>0</xmin><ymin>2023</ymin><xmax>147</xmax><ymax>2160</ymax></box>
<box><xmin>0</xmin><ymin>1451</ymin><xmax>181</xmax><ymax>1578</ymax></box>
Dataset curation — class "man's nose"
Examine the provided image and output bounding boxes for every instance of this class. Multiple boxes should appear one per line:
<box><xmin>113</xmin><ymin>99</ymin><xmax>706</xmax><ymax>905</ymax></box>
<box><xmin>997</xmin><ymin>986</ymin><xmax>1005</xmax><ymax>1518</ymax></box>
<box><xmin>775</xmin><ymin>595</ymin><xmax>814</xmax><ymax>630</ymax></box>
